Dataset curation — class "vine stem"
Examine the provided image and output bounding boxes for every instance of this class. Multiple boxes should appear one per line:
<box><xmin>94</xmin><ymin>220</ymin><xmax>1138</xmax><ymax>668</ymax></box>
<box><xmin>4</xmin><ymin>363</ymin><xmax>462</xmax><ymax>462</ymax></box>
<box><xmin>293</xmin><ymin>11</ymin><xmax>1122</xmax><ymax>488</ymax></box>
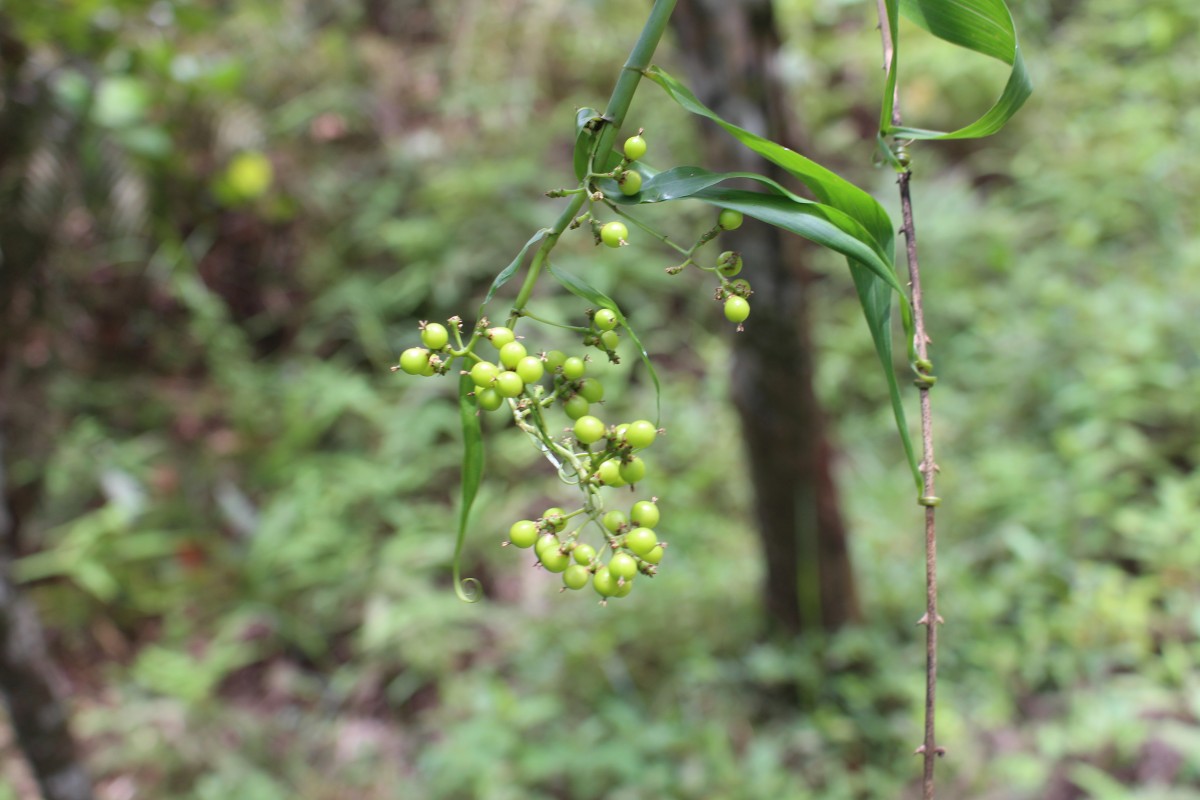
<box><xmin>507</xmin><ymin>0</ymin><xmax>678</xmax><ymax>328</ymax></box>
<box><xmin>875</xmin><ymin>2</ymin><xmax>941</xmax><ymax>797</ymax></box>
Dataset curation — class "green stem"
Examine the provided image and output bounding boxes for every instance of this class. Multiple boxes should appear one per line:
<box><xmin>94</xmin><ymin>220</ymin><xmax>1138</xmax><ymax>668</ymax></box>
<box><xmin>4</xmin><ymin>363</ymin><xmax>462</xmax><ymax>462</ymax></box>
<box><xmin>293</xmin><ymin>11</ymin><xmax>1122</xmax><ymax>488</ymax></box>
<box><xmin>507</xmin><ymin>0</ymin><xmax>677</xmax><ymax>330</ymax></box>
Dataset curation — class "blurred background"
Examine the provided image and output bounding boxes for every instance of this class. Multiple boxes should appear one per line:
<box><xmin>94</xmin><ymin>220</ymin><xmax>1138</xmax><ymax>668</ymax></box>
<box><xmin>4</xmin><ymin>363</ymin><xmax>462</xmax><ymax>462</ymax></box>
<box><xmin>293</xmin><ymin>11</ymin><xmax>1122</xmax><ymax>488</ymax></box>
<box><xmin>1</xmin><ymin>0</ymin><xmax>1198</xmax><ymax>797</ymax></box>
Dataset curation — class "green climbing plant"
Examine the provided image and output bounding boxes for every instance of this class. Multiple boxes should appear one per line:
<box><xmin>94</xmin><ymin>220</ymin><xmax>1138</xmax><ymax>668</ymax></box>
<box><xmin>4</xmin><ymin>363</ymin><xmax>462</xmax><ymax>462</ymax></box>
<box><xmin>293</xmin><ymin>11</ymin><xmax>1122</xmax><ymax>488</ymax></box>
<box><xmin>395</xmin><ymin>0</ymin><xmax>1029</xmax><ymax>788</ymax></box>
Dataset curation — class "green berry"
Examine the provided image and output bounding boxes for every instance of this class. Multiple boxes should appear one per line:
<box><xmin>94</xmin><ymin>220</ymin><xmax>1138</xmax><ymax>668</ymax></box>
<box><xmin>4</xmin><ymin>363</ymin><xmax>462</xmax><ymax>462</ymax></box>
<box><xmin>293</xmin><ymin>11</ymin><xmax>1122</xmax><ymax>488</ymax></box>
<box><xmin>599</xmin><ymin>330</ymin><xmax>620</xmax><ymax>351</ymax></box>
<box><xmin>625</xmin><ymin>420</ymin><xmax>657</xmax><ymax>450</ymax></box>
<box><xmin>724</xmin><ymin>295</ymin><xmax>751</xmax><ymax>323</ymax></box>
<box><xmin>596</xmin><ymin>459</ymin><xmax>626</xmax><ymax>487</ymax></box>
<box><xmin>618</xmin><ymin>456</ymin><xmax>646</xmax><ymax>484</ymax></box>
<box><xmin>421</xmin><ymin>323</ymin><xmax>449</xmax><ymax>350</ymax></box>
<box><xmin>476</xmin><ymin>388</ymin><xmax>503</xmax><ymax>411</ymax></box>
<box><xmin>399</xmin><ymin>347</ymin><xmax>430</xmax><ymax>375</ymax></box>
<box><xmin>495</xmin><ymin>371</ymin><xmax>525</xmax><ymax>397</ymax></box>
<box><xmin>578</xmin><ymin>378</ymin><xmax>604</xmax><ymax>403</ymax></box>
<box><xmin>630</xmin><ymin>500</ymin><xmax>659</xmax><ymax>529</ymax></box>
<box><xmin>718</xmin><ymin>209</ymin><xmax>744</xmax><ymax>230</ymax></box>
<box><xmin>499</xmin><ymin>341</ymin><xmax>527</xmax><ymax>369</ymax></box>
<box><xmin>601</xmin><ymin>221</ymin><xmax>628</xmax><ymax>248</ymax></box>
<box><xmin>614</xmin><ymin>576</ymin><xmax>634</xmax><ymax>597</ymax></box>
<box><xmin>619</xmin><ymin>170</ymin><xmax>642</xmax><ymax>196</ymax></box>
<box><xmin>593</xmin><ymin>309</ymin><xmax>618</xmax><ymax>331</ymax></box>
<box><xmin>563</xmin><ymin>394</ymin><xmax>590</xmax><ymax>420</ymax></box>
<box><xmin>562</xmin><ymin>357</ymin><xmax>586</xmax><ymax>380</ymax></box>
<box><xmin>516</xmin><ymin>356</ymin><xmax>545</xmax><ymax>384</ymax></box>
<box><xmin>542</xmin><ymin>508</ymin><xmax>568</xmax><ymax>532</ymax></box>
<box><xmin>544</xmin><ymin>350</ymin><xmax>567</xmax><ymax>372</ymax></box>
<box><xmin>470</xmin><ymin>361</ymin><xmax>499</xmax><ymax>387</ymax></box>
<box><xmin>535</xmin><ymin>533</ymin><xmax>561</xmax><ymax>559</ymax></box>
<box><xmin>623</xmin><ymin>135</ymin><xmax>647</xmax><ymax>161</ymax></box>
<box><xmin>539</xmin><ymin>546</ymin><xmax>570</xmax><ymax>573</ymax></box>
<box><xmin>716</xmin><ymin>250</ymin><xmax>743</xmax><ymax>277</ymax></box>
<box><xmin>609</xmin><ymin>552</ymin><xmax>638</xmax><ymax>580</ymax></box>
<box><xmin>487</xmin><ymin>327</ymin><xmax>515</xmax><ymax>349</ymax></box>
<box><xmin>644</xmin><ymin>545</ymin><xmax>664</xmax><ymax>565</ymax></box>
<box><xmin>593</xmin><ymin>566</ymin><xmax>619</xmax><ymax>598</ymax></box>
<box><xmin>612</xmin><ymin>424</ymin><xmax>629</xmax><ymax>444</ymax></box>
<box><xmin>603</xmin><ymin>510</ymin><xmax>628</xmax><ymax>532</ymax></box>
<box><xmin>563</xmin><ymin>564</ymin><xmax>591</xmax><ymax>590</ymax></box>
<box><xmin>509</xmin><ymin>520</ymin><xmax>538</xmax><ymax>548</ymax></box>
<box><xmin>420</xmin><ymin>360</ymin><xmax>437</xmax><ymax>377</ymax></box>
<box><xmin>573</xmin><ymin>543</ymin><xmax>597</xmax><ymax>565</ymax></box>
<box><xmin>624</xmin><ymin>527</ymin><xmax>657</xmax><ymax>557</ymax></box>
<box><xmin>573</xmin><ymin>415</ymin><xmax>606</xmax><ymax>445</ymax></box>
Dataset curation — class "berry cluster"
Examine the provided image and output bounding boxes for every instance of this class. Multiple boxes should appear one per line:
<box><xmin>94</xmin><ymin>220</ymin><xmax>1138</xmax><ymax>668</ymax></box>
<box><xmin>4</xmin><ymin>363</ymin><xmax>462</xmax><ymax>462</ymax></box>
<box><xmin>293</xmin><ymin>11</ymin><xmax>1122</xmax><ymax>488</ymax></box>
<box><xmin>395</xmin><ymin>130</ymin><xmax>758</xmax><ymax>602</ymax></box>
<box><xmin>508</xmin><ymin>496</ymin><xmax>663</xmax><ymax>600</ymax></box>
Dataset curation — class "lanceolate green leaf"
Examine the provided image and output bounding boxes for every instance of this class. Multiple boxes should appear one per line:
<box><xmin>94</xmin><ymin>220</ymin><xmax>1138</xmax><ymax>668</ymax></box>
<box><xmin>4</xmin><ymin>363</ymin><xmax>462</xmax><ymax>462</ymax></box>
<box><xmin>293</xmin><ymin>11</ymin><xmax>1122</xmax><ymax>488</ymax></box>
<box><xmin>850</xmin><ymin>264</ymin><xmax>923</xmax><ymax>491</ymax></box>
<box><xmin>645</xmin><ymin>66</ymin><xmax>894</xmax><ymax>256</ymax></box>
<box><xmin>642</xmin><ymin>70</ymin><xmax>922</xmax><ymax>485</ymax></box>
<box><xmin>481</xmin><ymin>229</ymin><xmax>547</xmax><ymax>309</ymax></box>
<box><xmin>453</xmin><ymin>374</ymin><xmax>484</xmax><ymax>603</ymax></box>
<box><xmin>547</xmin><ymin>263</ymin><xmax>661</xmax><ymax>425</ymax></box>
<box><xmin>881</xmin><ymin>0</ymin><xmax>1032</xmax><ymax>140</ymax></box>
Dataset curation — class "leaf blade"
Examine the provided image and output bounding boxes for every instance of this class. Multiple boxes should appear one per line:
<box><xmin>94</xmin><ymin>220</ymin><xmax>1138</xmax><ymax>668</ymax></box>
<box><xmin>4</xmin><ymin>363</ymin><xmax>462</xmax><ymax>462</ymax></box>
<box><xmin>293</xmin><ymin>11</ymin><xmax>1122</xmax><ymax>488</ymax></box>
<box><xmin>453</xmin><ymin>374</ymin><xmax>484</xmax><ymax>603</ymax></box>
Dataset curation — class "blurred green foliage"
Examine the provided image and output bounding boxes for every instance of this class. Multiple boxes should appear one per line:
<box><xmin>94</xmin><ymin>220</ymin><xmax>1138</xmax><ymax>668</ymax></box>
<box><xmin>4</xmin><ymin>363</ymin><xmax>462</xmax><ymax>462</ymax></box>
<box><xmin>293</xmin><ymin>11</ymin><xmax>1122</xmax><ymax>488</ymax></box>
<box><xmin>2</xmin><ymin>0</ymin><xmax>1200</xmax><ymax>797</ymax></box>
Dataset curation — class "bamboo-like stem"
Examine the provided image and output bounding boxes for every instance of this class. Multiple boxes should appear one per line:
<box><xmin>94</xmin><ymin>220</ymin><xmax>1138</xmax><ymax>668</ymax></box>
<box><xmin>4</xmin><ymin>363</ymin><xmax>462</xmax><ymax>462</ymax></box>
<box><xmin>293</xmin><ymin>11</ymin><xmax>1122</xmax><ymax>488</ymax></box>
<box><xmin>875</xmin><ymin>3</ymin><xmax>942</xmax><ymax>798</ymax></box>
<box><xmin>508</xmin><ymin>0</ymin><xmax>677</xmax><ymax>328</ymax></box>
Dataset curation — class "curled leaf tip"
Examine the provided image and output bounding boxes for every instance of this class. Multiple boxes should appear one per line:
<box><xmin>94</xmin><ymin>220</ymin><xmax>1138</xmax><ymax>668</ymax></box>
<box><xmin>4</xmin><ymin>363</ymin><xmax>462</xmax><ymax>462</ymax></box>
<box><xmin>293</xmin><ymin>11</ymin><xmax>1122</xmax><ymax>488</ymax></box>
<box><xmin>455</xmin><ymin>575</ymin><xmax>483</xmax><ymax>603</ymax></box>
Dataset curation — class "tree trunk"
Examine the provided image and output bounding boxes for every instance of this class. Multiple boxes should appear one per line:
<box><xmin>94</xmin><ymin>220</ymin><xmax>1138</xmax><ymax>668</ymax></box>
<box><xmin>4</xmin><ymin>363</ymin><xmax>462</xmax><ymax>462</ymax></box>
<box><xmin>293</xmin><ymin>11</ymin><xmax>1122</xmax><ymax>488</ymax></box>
<box><xmin>671</xmin><ymin>0</ymin><xmax>861</xmax><ymax>635</ymax></box>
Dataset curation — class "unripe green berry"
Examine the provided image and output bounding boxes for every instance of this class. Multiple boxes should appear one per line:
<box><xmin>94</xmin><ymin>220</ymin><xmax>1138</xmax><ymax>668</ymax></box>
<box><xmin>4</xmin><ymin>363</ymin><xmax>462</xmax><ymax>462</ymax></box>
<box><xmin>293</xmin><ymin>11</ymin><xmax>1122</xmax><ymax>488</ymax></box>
<box><xmin>578</xmin><ymin>378</ymin><xmax>604</xmax><ymax>403</ymax></box>
<box><xmin>563</xmin><ymin>394</ymin><xmax>590</xmax><ymax>420</ymax></box>
<box><xmin>609</xmin><ymin>552</ymin><xmax>638</xmax><ymax>580</ymax></box>
<box><xmin>573</xmin><ymin>415</ymin><xmax>606</xmax><ymax>445</ymax></box>
<box><xmin>625</xmin><ymin>420</ymin><xmax>657</xmax><ymax>450</ymax></box>
<box><xmin>563</xmin><ymin>564</ymin><xmax>591</xmax><ymax>589</ymax></box>
<box><xmin>618</xmin><ymin>456</ymin><xmax>646</xmax><ymax>484</ymax></box>
<box><xmin>623</xmin><ymin>135</ymin><xmax>647</xmax><ymax>161</ymax></box>
<box><xmin>602</xmin><ymin>510</ymin><xmax>628</xmax><ymax>532</ymax></box>
<box><xmin>596</xmin><ymin>459</ymin><xmax>626</xmax><ymax>487</ymax></box>
<box><xmin>601</xmin><ymin>221</ymin><xmax>628</xmax><ymax>248</ymax></box>
<box><xmin>724</xmin><ymin>295</ymin><xmax>751</xmax><ymax>323</ymax></box>
<box><xmin>499</xmin><ymin>341</ymin><xmax>527</xmax><ymax>369</ymax></box>
<box><xmin>509</xmin><ymin>520</ymin><xmax>538</xmax><ymax>548</ymax></box>
<box><xmin>476</xmin><ymin>388</ymin><xmax>503</xmax><ymax>411</ymax></box>
<box><xmin>487</xmin><ymin>327</ymin><xmax>515</xmax><ymax>349</ymax></box>
<box><xmin>544</xmin><ymin>350</ymin><xmax>567</xmax><ymax>372</ymax></box>
<box><xmin>470</xmin><ymin>361</ymin><xmax>499</xmax><ymax>388</ymax></box>
<box><xmin>718</xmin><ymin>209</ymin><xmax>744</xmax><ymax>230</ymax></box>
<box><xmin>535</xmin><ymin>533</ymin><xmax>561</xmax><ymax>559</ymax></box>
<box><xmin>421</xmin><ymin>323</ymin><xmax>449</xmax><ymax>350</ymax></box>
<box><xmin>630</xmin><ymin>500</ymin><xmax>659</xmax><ymax>529</ymax></box>
<box><xmin>716</xmin><ymin>250</ymin><xmax>743</xmax><ymax>277</ymax></box>
<box><xmin>619</xmin><ymin>170</ymin><xmax>642</xmax><ymax>196</ymax></box>
<box><xmin>399</xmin><ymin>347</ymin><xmax>430</xmax><ymax>375</ymax></box>
<box><xmin>599</xmin><ymin>330</ymin><xmax>620</xmax><ymax>351</ymax></box>
<box><xmin>593</xmin><ymin>309</ymin><xmax>618</xmax><ymax>331</ymax></box>
<box><xmin>542</xmin><ymin>508</ymin><xmax>568</xmax><ymax>532</ymax></box>
<box><xmin>624</xmin><ymin>527</ymin><xmax>657</xmax><ymax>557</ymax></box>
<box><xmin>539</xmin><ymin>547</ymin><xmax>570</xmax><ymax>573</ymax></box>
<box><xmin>644</xmin><ymin>544</ymin><xmax>664</xmax><ymax>565</ymax></box>
<box><xmin>494</xmin><ymin>371</ymin><xmax>525</xmax><ymax>397</ymax></box>
<box><xmin>562</xmin><ymin>357</ymin><xmax>586</xmax><ymax>380</ymax></box>
<box><xmin>729</xmin><ymin>278</ymin><xmax>752</xmax><ymax>297</ymax></box>
<box><xmin>593</xmin><ymin>566</ymin><xmax>619</xmax><ymax>597</ymax></box>
<box><xmin>614</xmin><ymin>576</ymin><xmax>634</xmax><ymax>597</ymax></box>
<box><xmin>516</xmin><ymin>356</ymin><xmax>544</xmax><ymax>384</ymax></box>
<box><xmin>573</xmin><ymin>543</ymin><xmax>597</xmax><ymax>565</ymax></box>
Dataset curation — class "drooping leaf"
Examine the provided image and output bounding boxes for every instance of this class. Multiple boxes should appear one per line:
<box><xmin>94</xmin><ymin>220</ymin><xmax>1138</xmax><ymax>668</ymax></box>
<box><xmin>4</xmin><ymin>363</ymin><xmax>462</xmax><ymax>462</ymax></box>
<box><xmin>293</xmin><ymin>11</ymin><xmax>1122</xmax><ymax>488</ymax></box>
<box><xmin>453</xmin><ymin>374</ymin><xmax>484</xmax><ymax>602</ymax></box>
<box><xmin>849</xmin><ymin>263</ymin><xmax>923</xmax><ymax>490</ymax></box>
<box><xmin>881</xmin><ymin>0</ymin><xmax>1032</xmax><ymax>140</ymax></box>
<box><xmin>645</xmin><ymin>66</ymin><xmax>894</xmax><ymax>256</ymax></box>
<box><xmin>547</xmin><ymin>263</ymin><xmax>661</xmax><ymax>425</ymax></box>
<box><xmin>481</xmin><ymin>229</ymin><xmax>547</xmax><ymax>309</ymax></box>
